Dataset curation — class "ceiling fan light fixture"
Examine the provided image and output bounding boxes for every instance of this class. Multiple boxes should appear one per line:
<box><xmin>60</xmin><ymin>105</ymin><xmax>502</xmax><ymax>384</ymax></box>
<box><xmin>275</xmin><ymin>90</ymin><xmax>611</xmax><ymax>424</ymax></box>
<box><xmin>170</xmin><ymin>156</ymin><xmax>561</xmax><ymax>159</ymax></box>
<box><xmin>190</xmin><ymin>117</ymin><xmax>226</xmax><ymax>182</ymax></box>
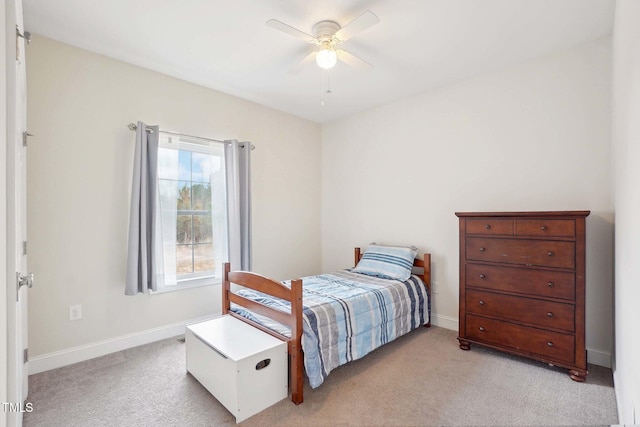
<box><xmin>267</xmin><ymin>12</ymin><xmax>379</xmax><ymax>73</ymax></box>
<box><xmin>316</xmin><ymin>48</ymin><xmax>337</xmax><ymax>69</ymax></box>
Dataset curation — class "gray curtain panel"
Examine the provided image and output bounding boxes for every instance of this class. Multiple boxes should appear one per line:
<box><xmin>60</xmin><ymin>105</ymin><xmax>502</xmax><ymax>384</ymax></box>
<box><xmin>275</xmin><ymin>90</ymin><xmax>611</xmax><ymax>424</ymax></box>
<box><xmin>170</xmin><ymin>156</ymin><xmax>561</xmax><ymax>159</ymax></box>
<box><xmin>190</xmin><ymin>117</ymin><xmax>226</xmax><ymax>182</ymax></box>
<box><xmin>225</xmin><ymin>140</ymin><xmax>252</xmax><ymax>271</ymax></box>
<box><xmin>125</xmin><ymin>122</ymin><xmax>160</xmax><ymax>295</ymax></box>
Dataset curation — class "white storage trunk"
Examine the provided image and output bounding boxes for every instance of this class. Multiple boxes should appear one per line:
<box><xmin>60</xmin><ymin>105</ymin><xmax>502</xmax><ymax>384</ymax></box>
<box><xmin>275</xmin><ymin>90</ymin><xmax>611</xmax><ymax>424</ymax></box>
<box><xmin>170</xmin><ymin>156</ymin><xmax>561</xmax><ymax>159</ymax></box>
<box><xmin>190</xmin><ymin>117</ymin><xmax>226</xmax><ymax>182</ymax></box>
<box><xmin>186</xmin><ymin>316</ymin><xmax>288</xmax><ymax>423</ymax></box>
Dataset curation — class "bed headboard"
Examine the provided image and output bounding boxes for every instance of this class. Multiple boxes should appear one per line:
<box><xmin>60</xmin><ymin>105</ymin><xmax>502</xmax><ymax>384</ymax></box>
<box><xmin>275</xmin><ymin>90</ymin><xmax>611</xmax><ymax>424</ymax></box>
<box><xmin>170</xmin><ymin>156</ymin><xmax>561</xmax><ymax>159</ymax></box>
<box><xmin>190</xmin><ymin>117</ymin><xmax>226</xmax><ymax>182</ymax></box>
<box><xmin>354</xmin><ymin>247</ymin><xmax>431</xmax><ymax>291</ymax></box>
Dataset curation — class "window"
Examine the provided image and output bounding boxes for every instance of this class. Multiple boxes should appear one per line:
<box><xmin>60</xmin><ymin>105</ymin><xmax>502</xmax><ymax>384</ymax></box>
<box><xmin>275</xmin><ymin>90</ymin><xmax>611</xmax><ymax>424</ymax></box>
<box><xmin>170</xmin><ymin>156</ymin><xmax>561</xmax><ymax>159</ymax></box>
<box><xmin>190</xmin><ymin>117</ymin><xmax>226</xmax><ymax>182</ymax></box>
<box><xmin>155</xmin><ymin>133</ymin><xmax>228</xmax><ymax>291</ymax></box>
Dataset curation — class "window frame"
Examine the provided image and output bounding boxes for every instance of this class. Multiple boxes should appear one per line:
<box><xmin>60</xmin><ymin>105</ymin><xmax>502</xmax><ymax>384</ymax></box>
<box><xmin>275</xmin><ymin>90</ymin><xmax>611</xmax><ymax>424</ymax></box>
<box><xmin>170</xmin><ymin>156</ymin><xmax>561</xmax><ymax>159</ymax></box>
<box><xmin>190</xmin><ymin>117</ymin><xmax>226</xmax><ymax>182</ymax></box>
<box><xmin>153</xmin><ymin>133</ymin><xmax>228</xmax><ymax>294</ymax></box>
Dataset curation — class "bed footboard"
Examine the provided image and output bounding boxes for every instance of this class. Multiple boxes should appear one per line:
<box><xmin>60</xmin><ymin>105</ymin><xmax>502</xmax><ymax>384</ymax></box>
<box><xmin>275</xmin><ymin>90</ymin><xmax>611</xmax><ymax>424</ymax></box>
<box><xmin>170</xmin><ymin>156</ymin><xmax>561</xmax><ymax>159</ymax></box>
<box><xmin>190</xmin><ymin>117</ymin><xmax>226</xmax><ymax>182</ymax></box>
<box><xmin>222</xmin><ymin>263</ymin><xmax>304</xmax><ymax>404</ymax></box>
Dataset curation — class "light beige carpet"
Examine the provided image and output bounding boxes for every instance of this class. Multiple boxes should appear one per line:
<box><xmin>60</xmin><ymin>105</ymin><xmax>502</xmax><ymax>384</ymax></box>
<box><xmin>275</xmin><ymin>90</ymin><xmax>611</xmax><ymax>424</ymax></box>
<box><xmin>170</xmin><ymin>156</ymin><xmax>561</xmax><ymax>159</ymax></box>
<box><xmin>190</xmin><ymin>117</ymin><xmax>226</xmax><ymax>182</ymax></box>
<box><xmin>24</xmin><ymin>326</ymin><xmax>617</xmax><ymax>426</ymax></box>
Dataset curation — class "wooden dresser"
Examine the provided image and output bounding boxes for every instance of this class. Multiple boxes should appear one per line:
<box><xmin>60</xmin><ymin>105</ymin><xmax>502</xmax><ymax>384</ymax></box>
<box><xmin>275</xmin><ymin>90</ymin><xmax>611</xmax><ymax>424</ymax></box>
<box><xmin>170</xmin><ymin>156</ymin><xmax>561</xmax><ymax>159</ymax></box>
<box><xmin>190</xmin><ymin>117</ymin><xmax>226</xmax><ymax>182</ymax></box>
<box><xmin>455</xmin><ymin>211</ymin><xmax>590</xmax><ymax>381</ymax></box>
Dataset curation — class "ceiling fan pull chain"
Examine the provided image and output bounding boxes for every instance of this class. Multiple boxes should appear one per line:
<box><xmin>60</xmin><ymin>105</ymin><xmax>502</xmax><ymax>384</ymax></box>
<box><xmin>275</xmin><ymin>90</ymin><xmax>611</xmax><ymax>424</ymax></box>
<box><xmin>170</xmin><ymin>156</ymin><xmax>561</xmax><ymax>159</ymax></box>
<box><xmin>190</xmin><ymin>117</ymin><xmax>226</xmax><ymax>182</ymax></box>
<box><xmin>320</xmin><ymin>70</ymin><xmax>333</xmax><ymax>106</ymax></box>
<box><xmin>319</xmin><ymin>70</ymin><xmax>327</xmax><ymax>106</ymax></box>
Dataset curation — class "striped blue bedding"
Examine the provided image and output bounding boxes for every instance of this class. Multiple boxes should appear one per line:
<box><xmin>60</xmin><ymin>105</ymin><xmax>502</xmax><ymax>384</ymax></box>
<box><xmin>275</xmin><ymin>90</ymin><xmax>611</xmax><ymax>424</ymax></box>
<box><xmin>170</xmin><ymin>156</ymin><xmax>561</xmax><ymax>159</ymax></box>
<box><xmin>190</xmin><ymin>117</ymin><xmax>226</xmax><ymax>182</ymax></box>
<box><xmin>230</xmin><ymin>269</ymin><xmax>429</xmax><ymax>388</ymax></box>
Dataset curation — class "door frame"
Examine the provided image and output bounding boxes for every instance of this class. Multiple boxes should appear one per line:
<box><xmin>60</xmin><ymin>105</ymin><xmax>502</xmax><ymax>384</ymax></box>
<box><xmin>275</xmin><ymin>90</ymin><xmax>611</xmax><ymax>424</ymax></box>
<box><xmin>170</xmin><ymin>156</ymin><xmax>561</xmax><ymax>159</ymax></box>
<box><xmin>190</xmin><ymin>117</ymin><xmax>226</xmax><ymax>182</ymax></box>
<box><xmin>4</xmin><ymin>0</ymin><xmax>28</xmax><ymax>425</ymax></box>
<box><xmin>2</xmin><ymin>1</ymin><xmax>10</xmax><ymax>424</ymax></box>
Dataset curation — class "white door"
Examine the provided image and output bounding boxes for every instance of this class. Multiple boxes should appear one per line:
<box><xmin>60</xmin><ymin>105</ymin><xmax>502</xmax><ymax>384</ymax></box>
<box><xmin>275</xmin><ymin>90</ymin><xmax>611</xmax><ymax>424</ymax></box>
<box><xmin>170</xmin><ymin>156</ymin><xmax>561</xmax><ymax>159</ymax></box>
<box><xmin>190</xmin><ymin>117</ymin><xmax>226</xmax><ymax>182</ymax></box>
<box><xmin>7</xmin><ymin>0</ymin><xmax>30</xmax><ymax>424</ymax></box>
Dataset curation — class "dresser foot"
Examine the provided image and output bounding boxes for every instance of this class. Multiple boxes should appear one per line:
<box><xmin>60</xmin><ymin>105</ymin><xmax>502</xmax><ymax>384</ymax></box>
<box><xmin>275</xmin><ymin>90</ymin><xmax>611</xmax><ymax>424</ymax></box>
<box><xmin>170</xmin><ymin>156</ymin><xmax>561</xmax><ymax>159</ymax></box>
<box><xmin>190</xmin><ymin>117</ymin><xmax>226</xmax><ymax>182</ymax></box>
<box><xmin>458</xmin><ymin>338</ymin><xmax>470</xmax><ymax>350</ymax></box>
<box><xmin>569</xmin><ymin>369</ymin><xmax>587</xmax><ymax>382</ymax></box>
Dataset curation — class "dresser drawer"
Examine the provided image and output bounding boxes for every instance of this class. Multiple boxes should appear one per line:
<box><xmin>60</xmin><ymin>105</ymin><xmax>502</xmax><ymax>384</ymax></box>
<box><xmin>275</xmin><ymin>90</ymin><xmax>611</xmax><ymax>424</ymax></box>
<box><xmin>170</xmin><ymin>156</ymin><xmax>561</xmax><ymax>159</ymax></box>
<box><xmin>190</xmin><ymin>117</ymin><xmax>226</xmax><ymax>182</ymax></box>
<box><xmin>465</xmin><ymin>264</ymin><xmax>575</xmax><ymax>300</ymax></box>
<box><xmin>466</xmin><ymin>315</ymin><xmax>574</xmax><ymax>363</ymax></box>
<box><xmin>466</xmin><ymin>289</ymin><xmax>575</xmax><ymax>332</ymax></box>
<box><xmin>466</xmin><ymin>219</ymin><xmax>513</xmax><ymax>235</ymax></box>
<box><xmin>466</xmin><ymin>237</ymin><xmax>575</xmax><ymax>269</ymax></box>
<box><xmin>516</xmin><ymin>219</ymin><xmax>575</xmax><ymax>238</ymax></box>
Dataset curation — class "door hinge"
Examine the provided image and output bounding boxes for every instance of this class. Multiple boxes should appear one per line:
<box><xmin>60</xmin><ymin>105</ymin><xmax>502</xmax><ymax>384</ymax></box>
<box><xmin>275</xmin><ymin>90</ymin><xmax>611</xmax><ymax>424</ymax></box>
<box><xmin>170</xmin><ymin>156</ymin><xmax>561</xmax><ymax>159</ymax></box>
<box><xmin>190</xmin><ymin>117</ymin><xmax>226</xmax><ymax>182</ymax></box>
<box><xmin>22</xmin><ymin>131</ymin><xmax>34</xmax><ymax>147</ymax></box>
<box><xmin>15</xmin><ymin>26</ymin><xmax>31</xmax><ymax>61</ymax></box>
<box><xmin>22</xmin><ymin>241</ymin><xmax>27</xmax><ymax>256</ymax></box>
<box><xmin>23</xmin><ymin>348</ymin><xmax>29</xmax><ymax>364</ymax></box>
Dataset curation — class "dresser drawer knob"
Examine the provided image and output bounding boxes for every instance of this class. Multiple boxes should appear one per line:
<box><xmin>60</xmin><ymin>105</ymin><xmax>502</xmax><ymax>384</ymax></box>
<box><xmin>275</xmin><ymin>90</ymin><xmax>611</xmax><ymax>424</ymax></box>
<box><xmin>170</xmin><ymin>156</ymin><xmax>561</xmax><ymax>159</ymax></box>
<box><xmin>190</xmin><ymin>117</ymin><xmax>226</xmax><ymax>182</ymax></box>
<box><xmin>541</xmin><ymin>226</ymin><xmax>548</xmax><ymax>231</ymax></box>
<box><xmin>547</xmin><ymin>281</ymin><xmax>554</xmax><ymax>288</ymax></box>
<box><xmin>547</xmin><ymin>251</ymin><xmax>554</xmax><ymax>257</ymax></box>
<box><xmin>479</xmin><ymin>300</ymin><xmax>485</xmax><ymax>306</ymax></box>
<box><xmin>479</xmin><ymin>274</ymin><xmax>486</xmax><ymax>279</ymax></box>
<box><xmin>547</xmin><ymin>342</ymin><xmax>554</xmax><ymax>347</ymax></box>
<box><xmin>479</xmin><ymin>327</ymin><xmax>485</xmax><ymax>332</ymax></box>
<box><xmin>485</xmin><ymin>224</ymin><xmax>491</xmax><ymax>230</ymax></box>
<box><xmin>547</xmin><ymin>312</ymin><xmax>554</xmax><ymax>318</ymax></box>
<box><xmin>479</xmin><ymin>247</ymin><xmax>486</xmax><ymax>252</ymax></box>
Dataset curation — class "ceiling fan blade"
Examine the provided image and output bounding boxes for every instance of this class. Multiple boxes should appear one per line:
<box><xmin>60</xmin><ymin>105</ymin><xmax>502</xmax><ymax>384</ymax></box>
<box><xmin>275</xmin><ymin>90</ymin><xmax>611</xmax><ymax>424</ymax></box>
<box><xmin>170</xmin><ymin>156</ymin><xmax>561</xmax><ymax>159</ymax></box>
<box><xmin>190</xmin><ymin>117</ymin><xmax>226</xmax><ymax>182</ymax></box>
<box><xmin>289</xmin><ymin>51</ymin><xmax>317</xmax><ymax>74</ymax></box>
<box><xmin>266</xmin><ymin>19</ymin><xmax>316</xmax><ymax>43</ymax></box>
<box><xmin>334</xmin><ymin>10</ymin><xmax>380</xmax><ymax>42</ymax></box>
<box><xmin>336</xmin><ymin>49</ymin><xmax>373</xmax><ymax>70</ymax></box>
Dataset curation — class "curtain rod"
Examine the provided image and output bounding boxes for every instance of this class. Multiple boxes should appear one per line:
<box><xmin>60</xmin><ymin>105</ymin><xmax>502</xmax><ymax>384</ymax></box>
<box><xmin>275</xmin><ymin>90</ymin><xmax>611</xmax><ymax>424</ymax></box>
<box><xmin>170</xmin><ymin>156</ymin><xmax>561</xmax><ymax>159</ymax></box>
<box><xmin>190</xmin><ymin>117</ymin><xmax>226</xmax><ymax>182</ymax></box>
<box><xmin>127</xmin><ymin>123</ymin><xmax>254</xmax><ymax>150</ymax></box>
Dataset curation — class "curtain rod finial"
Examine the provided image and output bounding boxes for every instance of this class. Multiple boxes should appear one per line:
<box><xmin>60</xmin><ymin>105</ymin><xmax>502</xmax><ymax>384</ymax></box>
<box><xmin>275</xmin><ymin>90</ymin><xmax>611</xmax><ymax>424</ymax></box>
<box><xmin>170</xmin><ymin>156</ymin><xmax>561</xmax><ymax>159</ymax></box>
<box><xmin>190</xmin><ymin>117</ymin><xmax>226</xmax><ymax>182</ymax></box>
<box><xmin>128</xmin><ymin>123</ymin><xmax>137</xmax><ymax>131</ymax></box>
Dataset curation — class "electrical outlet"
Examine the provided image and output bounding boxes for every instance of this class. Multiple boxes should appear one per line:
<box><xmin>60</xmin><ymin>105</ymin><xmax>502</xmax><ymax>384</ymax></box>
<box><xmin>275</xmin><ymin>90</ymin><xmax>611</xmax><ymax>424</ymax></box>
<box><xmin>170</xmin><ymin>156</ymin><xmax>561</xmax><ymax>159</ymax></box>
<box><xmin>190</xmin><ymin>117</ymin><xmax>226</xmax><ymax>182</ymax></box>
<box><xmin>69</xmin><ymin>304</ymin><xmax>82</xmax><ymax>321</ymax></box>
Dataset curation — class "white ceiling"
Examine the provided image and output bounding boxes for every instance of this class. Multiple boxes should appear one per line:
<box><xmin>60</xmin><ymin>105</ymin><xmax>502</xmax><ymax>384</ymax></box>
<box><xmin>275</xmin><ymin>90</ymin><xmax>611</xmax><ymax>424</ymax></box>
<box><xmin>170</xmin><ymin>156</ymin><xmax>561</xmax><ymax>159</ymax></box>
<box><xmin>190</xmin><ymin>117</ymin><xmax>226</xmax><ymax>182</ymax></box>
<box><xmin>23</xmin><ymin>0</ymin><xmax>615</xmax><ymax>123</ymax></box>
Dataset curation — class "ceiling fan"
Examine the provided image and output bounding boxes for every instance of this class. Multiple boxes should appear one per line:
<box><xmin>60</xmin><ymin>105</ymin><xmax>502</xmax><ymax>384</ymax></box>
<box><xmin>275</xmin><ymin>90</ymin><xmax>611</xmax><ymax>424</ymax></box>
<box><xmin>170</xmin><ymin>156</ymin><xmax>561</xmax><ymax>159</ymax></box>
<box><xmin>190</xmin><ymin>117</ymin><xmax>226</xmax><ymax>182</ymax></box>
<box><xmin>266</xmin><ymin>10</ymin><xmax>380</xmax><ymax>73</ymax></box>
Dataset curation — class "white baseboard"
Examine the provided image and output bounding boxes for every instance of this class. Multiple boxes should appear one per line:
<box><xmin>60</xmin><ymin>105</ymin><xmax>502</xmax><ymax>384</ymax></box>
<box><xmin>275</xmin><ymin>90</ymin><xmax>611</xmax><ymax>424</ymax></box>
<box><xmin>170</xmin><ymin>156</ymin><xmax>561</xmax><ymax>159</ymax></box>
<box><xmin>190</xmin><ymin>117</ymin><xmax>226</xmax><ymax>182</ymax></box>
<box><xmin>613</xmin><ymin>370</ymin><xmax>625</xmax><ymax>424</ymax></box>
<box><xmin>613</xmin><ymin>369</ymin><xmax>639</xmax><ymax>425</ymax></box>
<box><xmin>430</xmin><ymin>313</ymin><xmax>458</xmax><ymax>330</ymax></box>
<box><xmin>28</xmin><ymin>313</ymin><xmax>219</xmax><ymax>375</ymax></box>
<box><xmin>429</xmin><ymin>313</ymin><xmax>611</xmax><ymax>368</ymax></box>
<box><xmin>587</xmin><ymin>348</ymin><xmax>611</xmax><ymax>368</ymax></box>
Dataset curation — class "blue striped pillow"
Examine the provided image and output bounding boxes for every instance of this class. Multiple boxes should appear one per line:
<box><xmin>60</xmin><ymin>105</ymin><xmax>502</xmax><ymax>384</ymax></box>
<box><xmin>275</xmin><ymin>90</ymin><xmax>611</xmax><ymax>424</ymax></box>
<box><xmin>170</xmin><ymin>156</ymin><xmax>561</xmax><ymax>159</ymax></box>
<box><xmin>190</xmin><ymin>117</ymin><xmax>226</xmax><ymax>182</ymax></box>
<box><xmin>353</xmin><ymin>244</ymin><xmax>417</xmax><ymax>281</ymax></box>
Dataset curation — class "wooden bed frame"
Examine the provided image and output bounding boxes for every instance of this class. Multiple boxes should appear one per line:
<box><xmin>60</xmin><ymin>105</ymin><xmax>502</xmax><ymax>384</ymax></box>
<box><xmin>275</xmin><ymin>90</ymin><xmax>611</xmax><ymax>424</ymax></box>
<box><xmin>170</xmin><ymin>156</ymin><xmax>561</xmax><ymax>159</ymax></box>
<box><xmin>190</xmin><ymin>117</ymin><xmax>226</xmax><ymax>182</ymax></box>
<box><xmin>222</xmin><ymin>247</ymin><xmax>431</xmax><ymax>405</ymax></box>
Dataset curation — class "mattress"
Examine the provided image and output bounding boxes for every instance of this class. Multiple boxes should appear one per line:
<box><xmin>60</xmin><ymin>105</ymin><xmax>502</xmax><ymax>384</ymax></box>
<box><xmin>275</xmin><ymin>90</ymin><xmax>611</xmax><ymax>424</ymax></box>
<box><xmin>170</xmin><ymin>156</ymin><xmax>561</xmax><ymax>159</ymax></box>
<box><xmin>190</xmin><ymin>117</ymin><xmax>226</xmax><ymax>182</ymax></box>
<box><xmin>231</xmin><ymin>269</ymin><xmax>429</xmax><ymax>388</ymax></box>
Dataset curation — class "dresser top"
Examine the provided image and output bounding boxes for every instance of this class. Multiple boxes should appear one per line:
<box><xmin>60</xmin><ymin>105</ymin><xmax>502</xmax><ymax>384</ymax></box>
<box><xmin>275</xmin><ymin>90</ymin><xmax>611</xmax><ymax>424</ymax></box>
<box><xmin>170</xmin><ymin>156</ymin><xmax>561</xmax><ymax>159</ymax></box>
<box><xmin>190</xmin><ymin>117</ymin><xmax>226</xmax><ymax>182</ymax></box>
<box><xmin>455</xmin><ymin>211</ymin><xmax>590</xmax><ymax>218</ymax></box>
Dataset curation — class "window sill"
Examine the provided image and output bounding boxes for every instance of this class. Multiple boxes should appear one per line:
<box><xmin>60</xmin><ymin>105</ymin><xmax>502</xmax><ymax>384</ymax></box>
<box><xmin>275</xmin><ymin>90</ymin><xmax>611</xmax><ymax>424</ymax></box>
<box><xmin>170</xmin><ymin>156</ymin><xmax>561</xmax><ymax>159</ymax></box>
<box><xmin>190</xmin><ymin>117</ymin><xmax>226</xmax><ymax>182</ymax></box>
<box><xmin>152</xmin><ymin>276</ymin><xmax>222</xmax><ymax>294</ymax></box>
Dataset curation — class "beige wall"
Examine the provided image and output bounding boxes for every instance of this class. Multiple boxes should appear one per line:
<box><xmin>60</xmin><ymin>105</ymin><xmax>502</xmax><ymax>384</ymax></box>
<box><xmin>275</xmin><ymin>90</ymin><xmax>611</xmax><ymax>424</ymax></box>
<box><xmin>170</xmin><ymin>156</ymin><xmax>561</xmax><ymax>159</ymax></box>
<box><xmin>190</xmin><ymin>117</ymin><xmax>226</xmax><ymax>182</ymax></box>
<box><xmin>612</xmin><ymin>0</ymin><xmax>640</xmax><ymax>423</ymax></box>
<box><xmin>26</xmin><ymin>35</ymin><xmax>321</xmax><ymax>357</ymax></box>
<box><xmin>321</xmin><ymin>38</ymin><xmax>614</xmax><ymax>365</ymax></box>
